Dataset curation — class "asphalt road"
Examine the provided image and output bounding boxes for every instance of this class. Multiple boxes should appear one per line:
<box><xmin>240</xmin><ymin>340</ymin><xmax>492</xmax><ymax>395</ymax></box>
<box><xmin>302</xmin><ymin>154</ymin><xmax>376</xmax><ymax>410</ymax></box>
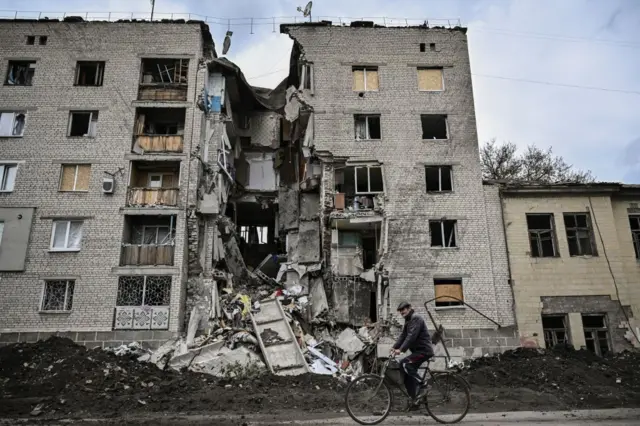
<box><xmin>2</xmin><ymin>409</ymin><xmax>639</xmax><ymax>425</ymax></box>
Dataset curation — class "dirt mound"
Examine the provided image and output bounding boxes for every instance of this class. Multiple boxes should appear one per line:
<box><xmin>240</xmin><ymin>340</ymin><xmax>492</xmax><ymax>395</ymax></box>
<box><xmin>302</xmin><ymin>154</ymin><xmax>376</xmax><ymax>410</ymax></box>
<box><xmin>461</xmin><ymin>345</ymin><xmax>640</xmax><ymax>409</ymax></box>
<box><xmin>0</xmin><ymin>337</ymin><xmax>345</xmax><ymax>418</ymax></box>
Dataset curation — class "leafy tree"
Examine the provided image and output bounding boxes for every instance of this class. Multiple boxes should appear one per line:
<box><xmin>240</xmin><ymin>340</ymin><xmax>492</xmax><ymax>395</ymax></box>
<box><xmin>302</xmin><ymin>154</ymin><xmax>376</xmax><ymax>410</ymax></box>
<box><xmin>481</xmin><ymin>139</ymin><xmax>595</xmax><ymax>183</ymax></box>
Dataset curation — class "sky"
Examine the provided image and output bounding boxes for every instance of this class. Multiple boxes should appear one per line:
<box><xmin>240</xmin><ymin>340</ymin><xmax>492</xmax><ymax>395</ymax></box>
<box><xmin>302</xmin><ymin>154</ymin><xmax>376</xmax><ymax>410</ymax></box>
<box><xmin>2</xmin><ymin>0</ymin><xmax>640</xmax><ymax>182</ymax></box>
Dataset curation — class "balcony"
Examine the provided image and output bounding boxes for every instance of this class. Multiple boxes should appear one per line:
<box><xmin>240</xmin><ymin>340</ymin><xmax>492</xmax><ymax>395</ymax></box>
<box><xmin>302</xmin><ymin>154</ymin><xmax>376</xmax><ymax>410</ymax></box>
<box><xmin>334</xmin><ymin>165</ymin><xmax>384</xmax><ymax>212</ymax></box>
<box><xmin>127</xmin><ymin>161</ymin><xmax>180</xmax><ymax>207</ymax></box>
<box><xmin>120</xmin><ymin>215</ymin><xmax>176</xmax><ymax>266</ymax></box>
<box><xmin>132</xmin><ymin>108</ymin><xmax>185</xmax><ymax>154</ymax></box>
<box><xmin>138</xmin><ymin>58</ymin><xmax>189</xmax><ymax>102</ymax></box>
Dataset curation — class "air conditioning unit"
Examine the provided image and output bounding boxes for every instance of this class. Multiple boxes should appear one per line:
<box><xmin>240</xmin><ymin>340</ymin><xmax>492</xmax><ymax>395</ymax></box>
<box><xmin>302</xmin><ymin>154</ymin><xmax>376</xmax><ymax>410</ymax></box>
<box><xmin>102</xmin><ymin>177</ymin><xmax>115</xmax><ymax>194</ymax></box>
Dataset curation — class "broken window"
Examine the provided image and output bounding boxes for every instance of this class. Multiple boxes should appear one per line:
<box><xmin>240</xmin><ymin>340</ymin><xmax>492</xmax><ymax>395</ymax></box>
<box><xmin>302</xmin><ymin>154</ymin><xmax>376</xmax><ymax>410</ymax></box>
<box><xmin>564</xmin><ymin>213</ymin><xmax>596</xmax><ymax>256</ymax></box>
<box><xmin>41</xmin><ymin>280</ymin><xmax>75</xmax><ymax>311</ymax></box>
<box><xmin>26</xmin><ymin>36</ymin><xmax>35</xmax><ymax>45</ymax></box>
<box><xmin>75</xmin><ymin>61</ymin><xmax>105</xmax><ymax>86</ymax></box>
<box><xmin>139</xmin><ymin>225</ymin><xmax>173</xmax><ymax>245</ymax></box>
<box><xmin>300</xmin><ymin>63</ymin><xmax>313</xmax><ymax>90</ymax></box>
<box><xmin>135</xmin><ymin>108</ymin><xmax>185</xmax><ymax>136</ymax></box>
<box><xmin>355</xmin><ymin>166</ymin><xmax>384</xmax><ymax>194</ymax></box>
<box><xmin>59</xmin><ymin>164</ymin><xmax>91</xmax><ymax>192</ymax></box>
<box><xmin>68</xmin><ymin>111</ymin><xmax>98</xmax><ymax>137</ymax></box>
<box><xmin>147</xmin><ymin>173</ymin><xmax>175</xmax><ymax>188</ymax></box>
<box><xmin>420</xmin><ymin>43</ymin><xmax>426</xmax><ymax>52</ymax></box>
<box><xmin>50</xmin><ymin>220</ymin><xmax>83</xmax><ymax>251</ymax></box>
<box><xmin>434</xmin><ymin>278</ymin><xmax>463</xmax><ymax>307</ymax></box>
<box><xmin>117</xmin><ymin>275</ymin><xmax>171</xmax><ymax>306</ymax></box>
<box><xmin>240</xmin><ymin>226</ymin><xmax>268</xmax><ymax>244</ymax></box>
<box><xmin>352</xmin><ymin>67</ymin><xmax>379</xmax><ymax>91</ymax></box>
<box><xmin>542</xmin><ymin>315</ymin><xmax>568</xmax><ymax>348</ymax></box>
<box><xmin>39</xmin><ymin>36</ymin><xmax>47</xmax><ymax>45</ymax></box>
<box><xmin>354</xmin><ymin>115</ymin><xmax>381</xmax><ymax>140</ymax></box>
<box><xmin>629</xmin><ymin>215</ymin><xmax>640</xmax><ymax>259</ymax></box>
<box><xmin>0</xmin><ymin>163</ymin><xmax>18</xmax><ymax>191</ymax></box>
<box><xmin>0</xmin><ymin>222</ymin><xmax>4</xmax><ymax>246</ymax></box>
<box><xmin>526</xmin><ymin>214</ymin><xmax>557</xmax><ymax>257</ymax></box>
<box><xmin>430</xmin><ymin>43</ymin><xmax>436</xmax><ymax>51</ymax></box>
<box><xmin>417</xmin><ymin>68</ymin><xmax>443</xmax><ymax>91</ymax></box>
<box><xmin>582</xmin><ymin>314</ymin><xmax>610</xmax><ymax>356</ymax></box>
<box><xmin>425</xmin><ymin>165</ymin><xmax>452</xmax><ymax>192</ymax></box>
<box><xmin>421</xmin><ymin>115</ymin><xmax>448</xmax><ymax>139</ymax></box>
<box><xmin>430</xmin><ymin>220</ymin><xmax>457</xmax><ymax>247</ymax></box>
<box><xmin>5</xmin><ymin>61</ymin><xmax>35</xmax><ymax>86</ymax></box>
<box><xmin>0</xmin><ymin>111</ymin><xmax>26</xmax><ymax>137</ymax></box>
<box><xmin>140</xmin><ymin>58</ymin><xmax>189</xmax><ymax>85</ymax></box>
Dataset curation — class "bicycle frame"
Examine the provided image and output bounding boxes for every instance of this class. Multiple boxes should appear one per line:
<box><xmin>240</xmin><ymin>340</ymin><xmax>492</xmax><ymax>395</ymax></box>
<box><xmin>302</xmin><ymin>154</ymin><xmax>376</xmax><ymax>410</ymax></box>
<box><xmin>377</xmin><ymin>354</ymin><xmax>435</xmax><ymax>398</ymax></box>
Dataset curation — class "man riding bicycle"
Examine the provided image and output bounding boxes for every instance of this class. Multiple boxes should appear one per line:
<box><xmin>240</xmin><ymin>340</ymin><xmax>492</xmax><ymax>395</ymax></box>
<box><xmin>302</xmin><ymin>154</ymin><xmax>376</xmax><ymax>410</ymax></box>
<box><xmin>390</xmin><ymin>301</ymin><xmax>434</xmax><ymax>411</ymax></box>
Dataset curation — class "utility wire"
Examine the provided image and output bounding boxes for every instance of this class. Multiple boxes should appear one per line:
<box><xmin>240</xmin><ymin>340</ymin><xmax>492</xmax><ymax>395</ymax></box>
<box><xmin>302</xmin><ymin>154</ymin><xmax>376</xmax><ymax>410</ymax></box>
<box><xmin>471</xmin><ymin>73</ymin><xmax>640</xmax><ymax>95</ymax></box>
<box><xmin>471</xmin><ymin>27</ymin><xmax>640</xmax><ymax>48</ymax></box>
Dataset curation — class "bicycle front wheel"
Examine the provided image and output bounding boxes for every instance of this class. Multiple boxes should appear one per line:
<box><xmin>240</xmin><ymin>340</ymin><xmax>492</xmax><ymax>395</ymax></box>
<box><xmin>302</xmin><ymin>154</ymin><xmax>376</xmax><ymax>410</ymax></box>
<box><xmin>345</xmin><ymin>374</ymin><xmax>393</xmax><ymax>425</ymax></box>
<box><xmin>424</xmin><ymin>372</ymin><xmax>470</xmax><ymax>424</ymax></box>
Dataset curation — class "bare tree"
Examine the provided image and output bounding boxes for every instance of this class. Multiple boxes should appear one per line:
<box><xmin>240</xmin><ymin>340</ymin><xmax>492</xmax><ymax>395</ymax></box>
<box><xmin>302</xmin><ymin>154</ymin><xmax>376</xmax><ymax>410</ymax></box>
<box><xmin>481</xmin><ymin>139</ymin><xmax>595</xmax><ymax>183</ymax></box>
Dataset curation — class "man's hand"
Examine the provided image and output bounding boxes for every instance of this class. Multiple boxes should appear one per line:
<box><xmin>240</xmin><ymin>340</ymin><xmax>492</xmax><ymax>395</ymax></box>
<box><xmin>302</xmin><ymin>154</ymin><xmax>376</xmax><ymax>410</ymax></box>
<box><xmin>390</xmin><ymin>348</ymin><xmax>401</xmax><ymax>356</ymax></box>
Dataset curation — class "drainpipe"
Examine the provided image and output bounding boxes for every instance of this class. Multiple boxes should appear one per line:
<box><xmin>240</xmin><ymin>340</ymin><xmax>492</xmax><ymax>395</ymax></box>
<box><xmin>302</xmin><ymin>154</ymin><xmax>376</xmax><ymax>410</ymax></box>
<box><xmin>498</xmin><ymin>191</ymin><xmax>517</xmax><ymax>327</ymax></box>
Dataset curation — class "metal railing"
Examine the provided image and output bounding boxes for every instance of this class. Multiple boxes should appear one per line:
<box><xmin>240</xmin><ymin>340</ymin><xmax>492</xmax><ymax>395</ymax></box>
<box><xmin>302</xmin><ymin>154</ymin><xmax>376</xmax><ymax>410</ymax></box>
<box><xmin>0</xmin><ymin>10</ymin><xmax>462</xmax><ymax>30</ymax></box>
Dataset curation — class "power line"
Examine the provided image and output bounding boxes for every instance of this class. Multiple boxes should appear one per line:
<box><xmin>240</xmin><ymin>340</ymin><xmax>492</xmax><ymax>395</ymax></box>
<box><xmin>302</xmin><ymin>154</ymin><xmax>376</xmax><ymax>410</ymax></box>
<box><xmin>471</xmin><ymin>27</ymin><xmax>640</xmax><ymax>48</ymax></box>
<box><xmin>247</xmin><ymin>68</ymin><xmax>288</xmax><ymax>80</ymax></box>
<box><xmin>472</xmin><ymin>73</ymin><xmax>640</xmax><ymax>95</ymax></box>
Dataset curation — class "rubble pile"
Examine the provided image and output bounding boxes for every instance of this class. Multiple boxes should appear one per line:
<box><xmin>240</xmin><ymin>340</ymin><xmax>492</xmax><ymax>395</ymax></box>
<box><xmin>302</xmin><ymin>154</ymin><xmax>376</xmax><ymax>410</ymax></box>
<box><xmin>0</xmin><ymin>337</ymin><xmax>346</xmax><ymax>418</ymax></box>
<box><xmin>461</xmin><ymin>345</ymin><xmax>640</xmax><ymax>408</ymax></box>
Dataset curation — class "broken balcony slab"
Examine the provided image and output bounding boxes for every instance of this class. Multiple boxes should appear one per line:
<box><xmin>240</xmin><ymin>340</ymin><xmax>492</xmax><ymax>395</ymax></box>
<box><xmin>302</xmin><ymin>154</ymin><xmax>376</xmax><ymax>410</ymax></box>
<box><xmin>191</xmin><ymin>346</ymin><xmax>266</xmax><ymax>377</ymax></box>
<box><xmin>279</xmin><ymin>188</ymin><xmax>300</xmax><ymax>231</ymax></box>
<box><xmin>300</xmin><ymin>193</ymin><xmax>320</xmax><ymax>220</ymax></box>
<box><xmin>168</xmin><ymin>340</ymin><xmax>226</xmax><ymax>370</ymax></box>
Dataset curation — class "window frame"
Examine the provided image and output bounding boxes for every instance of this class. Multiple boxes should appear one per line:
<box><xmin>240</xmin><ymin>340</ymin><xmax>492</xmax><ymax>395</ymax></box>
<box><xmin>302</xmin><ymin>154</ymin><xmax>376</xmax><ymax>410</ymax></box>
<box><xmin>354</xmin><ymin>165</ymin><xmax>384</xmax><ymax>194</ymax></box>
<box><xmin>421</xmin><ymin>114</ymin><xmax>449</xmax><ymax>140</ymax></box>
<box><xmin>417</xmin><ymin>67</ymin><xmax>444</xmax><ymax>92</ymax></box>
<box><xmin>582</xmin><ymin>314</ymin><xmax>611</xmax><ymax>356</ymax></box>
<box><xmin>0</xmin><ymin>111</ymin><xmax>27</xmax><ymax>137</ymax></box>
<box><xmin>354</xmin><ymin>114</ymin><xmax>381</xmax><ymax>140</ymax></box>
<box><xmin>425</xmin><ymin>165</ymin><xmax>453</xmax><ymax>192</ymax></box>
<box><xmin>0</xmin><ymin>221</ymin><xmax>4</xmax><ymax>246</ymax></box>
<box><xmin>4</xmin><ymin>60</ymin><xmax>36</xmax><ymax>86</ymax></box>
<box><xmin>49</xmin><ymin>220</ymin><xmax>84</xmax><ymax>252</ymax></box>
<box><xmin>116</xmin><ymin>275</ymin><xmax>172</xmax><ymax>307</ymax></box>
<box><xmin>629</xmin><ymin>215</ymin><xmax>640</xmax><ymax>259</ymax></box>
<box><xmin>430</xmin><ymin>219</ymin><xmax>458</xmax><ymax>248</ymax></box>
<box><xmin>563</xmin><ymin>212</ymin><xmax>597</xmax><ymax>256</ymax></box>
<box><xmin>526</xmin><ymin>213</ymin><xmax>558</xmax><ymax>258</ymax></box>
<box><xmin>141</xmin><ymin>225</ymin><xmax>173</xmax><ymax>246</ymax></box>
<box><xmin>59</xmin><ymin>164</ymin><xmax>91</xmax><ymax>192</ymax></box>
<box><xmin>74</xmin><ymin>61</ymin><xmax>105</xmax><ymax>87</ymax></box>
<box><xmin>542</xmin><ymin>315</ymin><xmax>569</xmax><ymax>348</ymax></box>
<box><xmin>0</xmin><ymin>163</ymin><xmax>18</xmax><ymax>192</ymax></box>
<box><xmin>40</xmin><ymin>280</ymin><xmax>75</xmax><ymax>312</ymax></box>
<box><xmin>67</xmin><ymin>110</ymin><xmax>99</xmax><ymax>138</ymax></box>
<box><xmin>352</xmin><ymin>66</ymin><xmax>379</xmax><ymax>92</ymax></box>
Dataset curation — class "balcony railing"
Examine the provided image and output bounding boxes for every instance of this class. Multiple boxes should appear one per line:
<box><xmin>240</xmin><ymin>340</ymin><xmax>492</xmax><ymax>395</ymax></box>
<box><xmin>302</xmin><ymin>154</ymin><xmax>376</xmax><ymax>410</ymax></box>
<box><xmin>138</xmin><ymin>84</ymin><xmax>187</xmax><ymax>101</ymax></box>
<box><xmin>134</xmin><ymin>135</ymin><xmax>183</xmax><ymax>153</ymax></box>
<box><xmin>127</xmin><ymin>187</ymin><xmax>179</xmax><ymax>207</ymax></box>
<box><xmin>120</xmin><ymin>244</ymin><xmax>175</xmax><ymax>266</ymax></box>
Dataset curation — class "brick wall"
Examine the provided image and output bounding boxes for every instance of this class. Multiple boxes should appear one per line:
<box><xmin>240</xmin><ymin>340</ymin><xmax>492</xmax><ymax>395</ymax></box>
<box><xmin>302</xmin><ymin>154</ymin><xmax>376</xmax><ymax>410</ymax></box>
<box><xmin>285</xmin><ymin>25</ymin><xmax>514</xmax><ymax>333</ymax></box>
<box><xmin>502</xmin><ymin>192</ymin><xmax>640</xmax><ymax>348</ymax></box>
<box><xmin>0</xmin><ymin>21</ymin><xmax>208</xmax><ymax>334</ymax></box>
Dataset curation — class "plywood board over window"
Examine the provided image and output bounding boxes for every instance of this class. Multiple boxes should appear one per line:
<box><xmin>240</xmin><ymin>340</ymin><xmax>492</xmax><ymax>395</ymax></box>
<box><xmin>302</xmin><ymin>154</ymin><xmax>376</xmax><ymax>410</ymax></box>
<box><xmin>434</xmin><ymin>278</ymin><xmax>463</xmax><ymax>307</ymax></box>
<box><xmin>60</xmin><ymin>164</ymin><xmax>91</xmax><ymax>191</ymax></box>
<box><xmin>353</xmin><ymin>67</ymin><xmax>379</xmax><ymax>91</ymax></box>
<box><xmin>418</xmin><ymin>68</ymin><xmax>444</xmax><ymax>91</ymax></box>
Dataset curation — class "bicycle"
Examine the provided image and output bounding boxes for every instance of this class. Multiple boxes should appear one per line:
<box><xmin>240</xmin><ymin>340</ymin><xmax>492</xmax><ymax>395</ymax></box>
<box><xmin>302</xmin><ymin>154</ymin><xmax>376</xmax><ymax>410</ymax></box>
<box><xmin>345</xmin><ymin>353</ymin><xmax>470</xmax><ymax>425</ymax></box>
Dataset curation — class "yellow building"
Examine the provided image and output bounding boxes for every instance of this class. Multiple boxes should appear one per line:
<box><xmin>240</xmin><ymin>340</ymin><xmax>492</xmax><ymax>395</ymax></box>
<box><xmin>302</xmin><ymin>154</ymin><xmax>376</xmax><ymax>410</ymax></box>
<box><xmin>497</xmin><ymin>182</ymin><xmax>640</xmax><ymax>354</ymax></box>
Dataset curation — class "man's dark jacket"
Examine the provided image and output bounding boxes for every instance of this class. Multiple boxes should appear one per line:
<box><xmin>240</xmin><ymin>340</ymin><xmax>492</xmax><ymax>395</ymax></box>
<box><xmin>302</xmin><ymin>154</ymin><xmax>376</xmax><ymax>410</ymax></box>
<box><xmin>393</xmin><ymin>310</ymin><xmax>434</xmax><ymax>355</ymax></box>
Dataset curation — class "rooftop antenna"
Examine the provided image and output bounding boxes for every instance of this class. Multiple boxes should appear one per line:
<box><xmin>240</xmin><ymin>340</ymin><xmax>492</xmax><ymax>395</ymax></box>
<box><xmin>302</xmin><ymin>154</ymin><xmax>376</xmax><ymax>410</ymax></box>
<box><xmin>222</xmin><ymin>31</ymin><xmax>233</xmax><ymax>55</ymax></box>
<box><xmin>297</xmin><ymin>1</ymin><xmax>313</xmax><ymax>22</ymax></box>
<box><xmin>150</xmin><ymin>0</ymin><xmax>155</xmax><ymax>21</ymax></box>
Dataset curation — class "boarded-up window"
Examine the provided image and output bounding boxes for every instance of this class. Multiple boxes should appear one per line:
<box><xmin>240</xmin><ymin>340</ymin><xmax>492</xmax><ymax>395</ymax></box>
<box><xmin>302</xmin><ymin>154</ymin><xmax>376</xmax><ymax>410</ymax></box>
<box><xmin>434</xmin><ymin>278</ymin><xmax>463</xmax><ymax>307</ymax></box>
<box><xmin>353</xmin><ymin>67</ymin><xmax>379</xmax><ymax>91</ymax></box>
<box><xmin>417</xmin><ymin>68</ymin><xmax>443</xmax><ymax>91</ymax></box>
<box><xmin>60</xmin><ymin>164</ymin><xmax>91</xmax><ymax>191</ymax></box>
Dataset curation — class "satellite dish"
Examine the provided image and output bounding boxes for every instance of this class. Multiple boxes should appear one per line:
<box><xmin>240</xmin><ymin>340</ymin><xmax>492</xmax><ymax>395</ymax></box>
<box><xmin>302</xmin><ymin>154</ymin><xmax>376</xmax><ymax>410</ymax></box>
<box><xmin>296</xmin><ymin>1</ymin><xmax>312</xmax><ymax>20</ymax></box>
<box><xmin>222</xmin><ymin>31</ymin><xmax>232</xmax><ymax>55</ymax></box>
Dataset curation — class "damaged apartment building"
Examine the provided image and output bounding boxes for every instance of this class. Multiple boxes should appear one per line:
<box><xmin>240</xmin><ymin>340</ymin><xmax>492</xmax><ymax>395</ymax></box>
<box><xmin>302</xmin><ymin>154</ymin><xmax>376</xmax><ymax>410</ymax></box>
<box><xmin>0</xmin><ymin>16</ymin><xmax>517</xmax><ymax>360</ymax></box>
<box><xmin>187</xmin><ymin>21</ymin><xmax>519</xmax><ymax>361</ymax></box>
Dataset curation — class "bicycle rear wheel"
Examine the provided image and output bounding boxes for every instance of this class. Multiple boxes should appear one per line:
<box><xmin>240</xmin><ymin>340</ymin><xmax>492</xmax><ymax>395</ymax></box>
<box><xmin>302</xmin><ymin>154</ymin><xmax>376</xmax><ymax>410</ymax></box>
<box><xmin>345</xmin><ymin>374</ymin><xmax>393</xmax><ymax>425</ymax></box>
<box><xmin>424</xmin><ymin>372</ymin><xmax>470</xmax><ymax>424</ymax></box>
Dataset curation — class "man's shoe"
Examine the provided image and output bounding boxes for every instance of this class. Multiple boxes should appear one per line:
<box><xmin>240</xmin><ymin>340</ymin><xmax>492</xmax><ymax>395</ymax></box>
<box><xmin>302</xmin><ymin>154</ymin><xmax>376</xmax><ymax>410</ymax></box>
<box><xmin>404</xmin><ymin>399</ymin><xmax>421</xmax><ymax>412</ymax></box>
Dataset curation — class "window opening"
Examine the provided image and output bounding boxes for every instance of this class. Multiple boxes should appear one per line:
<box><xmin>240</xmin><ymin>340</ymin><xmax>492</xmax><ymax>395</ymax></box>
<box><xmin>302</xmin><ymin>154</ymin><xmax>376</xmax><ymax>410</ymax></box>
<box><xmin>354</xmin><ymin>115</ymin><xmax>381</xmax><ymax>140</ymax></box>
<box><xmin>425</xmin><ymin>166</ymin><xmax>452</xmax><ymax>192</ymax></box>
<box><xmin>582</xmin><ymin>314</ymin><xmax>610</xmax><ymax>356</ymax></box>
<box><xmin>41</xmin><ymin>280</ymin><xmax>75</xmax><ymax>311</ymax></box>
<box><xmin>68</xmin><ymin>111</ymin><xmax>99</xmax><ymax>137</ymax></box>
<box><xmin>542</xmin><ymin>315</ymin><xmax>568</xmax><ymax>348</ymax></box>
<box><xmin>421</xmin><ymin>115</ymin><xmax>447</xmax><ymax>139</ymax></box>
<box><xmin>430</xmin><ymin>220</ymin><xmax>457</xmax><ymax>247</ymax></box>
<box><xmin>564</xmin><ymin>213</ymin><xmax>596</xmax><ymax>256</ymax></box>
<box><xmin>526</xmin><ymin>214</ymin><xmax>557</xmax><ymax>257</ymax></box>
